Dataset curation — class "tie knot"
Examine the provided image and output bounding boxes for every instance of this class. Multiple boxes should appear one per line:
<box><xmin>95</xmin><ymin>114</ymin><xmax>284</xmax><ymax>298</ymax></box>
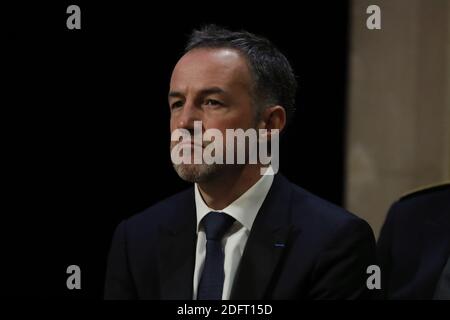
<box><xmin>202</xmin><ymin>212</ymin><xmax>235</xmax><ymax>241</ymax></box>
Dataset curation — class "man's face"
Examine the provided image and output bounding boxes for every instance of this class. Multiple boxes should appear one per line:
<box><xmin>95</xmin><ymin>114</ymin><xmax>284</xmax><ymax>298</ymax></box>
<box><xmin>169</xmin><ymin>48</ymin><xmax>256</xmax><ymax>182</ymax></box>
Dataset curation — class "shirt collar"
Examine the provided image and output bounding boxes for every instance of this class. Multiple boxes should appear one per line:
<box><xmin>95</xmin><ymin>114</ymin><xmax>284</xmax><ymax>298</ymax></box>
<box><xmin>194</xmin><ymin>170</ymin><xmax>274</xmax><ymax>232</ymax></box>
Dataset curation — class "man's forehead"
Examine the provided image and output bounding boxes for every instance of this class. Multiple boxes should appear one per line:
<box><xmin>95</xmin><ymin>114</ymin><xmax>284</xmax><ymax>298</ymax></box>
<box><xmin>170</xmin><ymin>48</ymin><xmax>251</xmax><ymax>90</ymax></box>
<box><xmin>177</xmin><ymin>47</ymin><xmax>243</xmax><ymax>64</ymax></box>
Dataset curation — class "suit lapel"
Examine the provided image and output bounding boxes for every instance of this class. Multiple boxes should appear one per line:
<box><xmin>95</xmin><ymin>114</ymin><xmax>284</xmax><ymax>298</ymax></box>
<box><xmin>416</xmin><ymin>210</ymin><xmax>450</xmax><ymax>296</ymax></box>
<box><xmin>158</xmin><ymin>188</ymin><xmax>197</xmax><ymax>299</ymax></box>
<box><xmin>231</xmin><ymin>174</ymin><xmax>294</xmax><ymax>299</ymax></box>
<box><xmin>433</xmin><ymin>256</ymin><xmax>450</xmax><ymax>299</ymax></box>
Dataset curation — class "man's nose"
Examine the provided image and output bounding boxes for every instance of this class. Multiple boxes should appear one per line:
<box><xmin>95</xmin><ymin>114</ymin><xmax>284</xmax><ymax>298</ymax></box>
<box><xmin>176</xmin><ymin>101</ymin><xmax>201</xmax><ymax>131</ymax></box>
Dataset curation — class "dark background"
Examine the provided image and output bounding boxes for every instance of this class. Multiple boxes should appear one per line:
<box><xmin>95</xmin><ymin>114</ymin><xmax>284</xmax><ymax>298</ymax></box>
<box><xmin>4</xmin><ymin>1</ymin><xmax>349</xmax><ymax>297</ymax></box>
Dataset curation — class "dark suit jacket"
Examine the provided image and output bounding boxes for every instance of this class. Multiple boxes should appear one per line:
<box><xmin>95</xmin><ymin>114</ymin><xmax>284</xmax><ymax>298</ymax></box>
<box><xmin>433</xmin><ymin>257</ymin><xmax>450</xmax><ymax>299</ymax></box>
<box><xmin>104</xmin><ymin>174</ymin><xmax>377</xmax><ymax>299</ymax></box>
<box><xmin>377</xmin><ymin>184</ymin><xmax>450</xmax><ymax>299</ymax></box>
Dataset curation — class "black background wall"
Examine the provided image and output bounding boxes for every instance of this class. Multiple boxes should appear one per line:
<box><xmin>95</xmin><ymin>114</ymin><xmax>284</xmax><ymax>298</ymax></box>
<box><xmin>4</xmin><ymin>1</ymin><xmax>349</xmax><ymax>297</ymax></box>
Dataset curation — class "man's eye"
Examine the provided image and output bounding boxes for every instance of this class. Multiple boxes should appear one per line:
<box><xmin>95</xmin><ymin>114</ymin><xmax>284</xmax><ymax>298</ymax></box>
<box><xmin>171</xmin><ymin>101</ymin><xmax>184</xmax><ymax>109</ymax></box>
<box><xmin>204</xmin><ymin>99</ymin><xmax>222</xmax><ymax>106</ymax></box>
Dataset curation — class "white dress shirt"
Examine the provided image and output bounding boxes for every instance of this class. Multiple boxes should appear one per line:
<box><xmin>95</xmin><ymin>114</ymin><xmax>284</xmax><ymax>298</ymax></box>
<box><xmin>192</xmin><ymin>172</ymin><xmax>274</xmax><ymax>300</ymax></box>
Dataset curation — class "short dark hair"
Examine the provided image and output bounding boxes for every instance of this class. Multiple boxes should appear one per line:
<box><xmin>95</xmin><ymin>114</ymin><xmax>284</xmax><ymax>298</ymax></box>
<box><xmin>185</xmin><ymin>25</ymin><xmax>297</xmax><ymax>125</ymax></box>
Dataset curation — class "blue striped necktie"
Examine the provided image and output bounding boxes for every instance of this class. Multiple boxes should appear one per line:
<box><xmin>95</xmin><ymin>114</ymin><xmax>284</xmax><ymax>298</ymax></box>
<box><xmin>197</xmin><ymin>211</ymin><xmax>235</xmax><ymax>300</ymax></box>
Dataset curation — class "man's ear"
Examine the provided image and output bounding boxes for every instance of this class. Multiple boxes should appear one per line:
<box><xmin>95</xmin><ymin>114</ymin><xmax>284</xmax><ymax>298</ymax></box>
<box><xmin>258</xmin><ymin>105</ymin><xmax>286</xmax><ymax>139</ymax></box>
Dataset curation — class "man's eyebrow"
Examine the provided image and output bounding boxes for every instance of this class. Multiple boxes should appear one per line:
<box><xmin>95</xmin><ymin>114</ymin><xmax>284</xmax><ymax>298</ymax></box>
<box><xmin>168</xmin><ymin>91</ymin><xmax>184</xmax><ymax>99</ymax></box>
<box><xmin>168</xmin><ymin>87</ymin><xmax>226</xmax><ymax>99</ymax></box>
<box><xmin>198</xmin><ymin>87</ymin><xmax>226</xmax><ymax>96</ymax></box>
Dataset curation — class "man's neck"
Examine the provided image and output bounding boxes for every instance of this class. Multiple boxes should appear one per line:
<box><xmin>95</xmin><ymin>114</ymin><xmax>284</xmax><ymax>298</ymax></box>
<box><xmin>197</xmin><ymin>164</ymin><xmax>264</xmax><ymax>210</ymax></box>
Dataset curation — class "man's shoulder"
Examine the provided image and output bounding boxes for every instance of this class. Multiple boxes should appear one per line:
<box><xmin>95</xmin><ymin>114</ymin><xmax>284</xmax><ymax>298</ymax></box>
<box><xmin>125</xmin><ymin>186</ymin><xmax>195</xmax><ymax>230</ymax></box>
<box><xmin>289</xmin><ymin>180</ymin><xmax>363</xmax><ymax>223</ymax></box>
<box><xmin>397</xmin><ymin>182</ymin><xmax>450</xmax><ymax>205</ymax></box>
<box><xmin>386</xmin><ymin>182</ymin><xmax>450</xmax><ymax>226</ymax></box>
<box><xmin>274</xmin><ymin>176</ymin><xmax>375</xmax><ymax>255</ymax></box>
<box><xmin>284</xmin><ymin>177</ymin><xmax>373</xmax><ymax>238</ymax></box>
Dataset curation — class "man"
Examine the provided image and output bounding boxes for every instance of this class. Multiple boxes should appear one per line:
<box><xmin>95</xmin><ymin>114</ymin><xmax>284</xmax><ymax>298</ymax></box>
<box><xmin>434</xmin><ymin>257</ymin><xmax>450</xmax><ymax>300</ymax></box>
<box><xmin>104</xmin><ymin>25</ymin><xmax>377</xmax><ymax>299</ymax></box>
<box><xmin>377</xmin><ymin>183</ymin><xmax>450</xmax><ymax>299</ymax></box>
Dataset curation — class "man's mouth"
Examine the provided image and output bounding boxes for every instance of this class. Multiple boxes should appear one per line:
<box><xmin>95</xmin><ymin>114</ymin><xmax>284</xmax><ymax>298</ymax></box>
<box><xmin>177</xmin><ymin>141</ymin><xmax>204</xmax><ymax>148</ymax></box>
